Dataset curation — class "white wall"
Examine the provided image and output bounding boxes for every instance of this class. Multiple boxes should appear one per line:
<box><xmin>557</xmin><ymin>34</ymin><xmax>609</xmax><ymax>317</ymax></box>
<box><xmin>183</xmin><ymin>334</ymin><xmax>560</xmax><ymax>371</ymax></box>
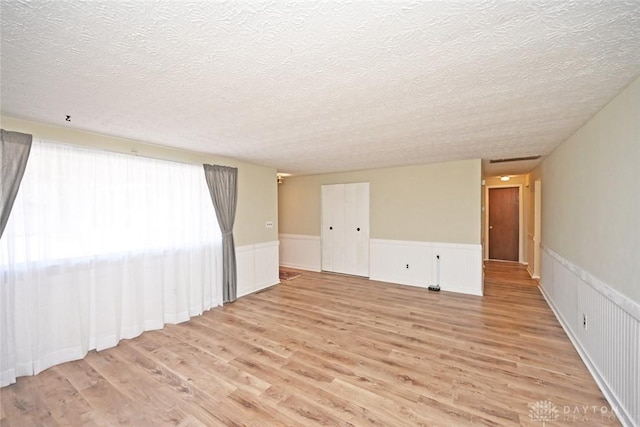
<box><xmin>236</xmin><ymin>241</ymin><xmax>280</xmax><ymax>298</ymax></box>
<box><xmin>279</xmin><ymin>235</ymin><xmax>483</xmax><ymax>296</ymax></box>
<box><xmin>279</xmin><ymin>234</ymin><xmax>322</xmax><ymax>271</ymax></box>
<box><xmin>369</xmin><ymin>239</ymin><xmax>483</xmax><ymax>296</ymax></box>
<box><xmin>278</xmin><ymin>159</ymin><xmax>483</xmax><ymax>296</ymax></box>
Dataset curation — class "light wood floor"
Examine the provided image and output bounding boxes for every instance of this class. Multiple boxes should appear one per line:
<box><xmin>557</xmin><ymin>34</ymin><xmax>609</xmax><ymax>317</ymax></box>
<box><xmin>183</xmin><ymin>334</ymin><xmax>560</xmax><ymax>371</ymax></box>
<box><xmin>1</xmin><ymin>262</ymin><xmax>619</xmax><ymax>426</ymax></box>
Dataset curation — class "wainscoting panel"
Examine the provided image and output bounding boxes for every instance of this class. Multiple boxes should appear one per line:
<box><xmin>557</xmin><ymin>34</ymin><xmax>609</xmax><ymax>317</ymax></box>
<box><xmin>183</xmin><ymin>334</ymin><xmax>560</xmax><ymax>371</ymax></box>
<box><xmin>369</xmin><ymin>239</ymin><xmax>432</xmax><ymax>287</ymax></box>
<box><xmin>278</xmin><ymin>234</ymin><xmax>322</xmax><ymax>271</ymax></box>
<box><xmin>370</xmin><ymin>239</ymin><xmax>483</xmax><ymax>296</ymax></box>
<box><xmin>280</xmin><ymin>236</ymin><xmax>483</xmax><ymax>296</ymax></box>
<box><xmin>540</xmin><ymin>247</ymin><xmax>640</xmax><ymax>427</ymax></box>
<box><xmin>236</xmin><ymin>241</ymin><xmax>280</xmax><ymax>298</ymax></box>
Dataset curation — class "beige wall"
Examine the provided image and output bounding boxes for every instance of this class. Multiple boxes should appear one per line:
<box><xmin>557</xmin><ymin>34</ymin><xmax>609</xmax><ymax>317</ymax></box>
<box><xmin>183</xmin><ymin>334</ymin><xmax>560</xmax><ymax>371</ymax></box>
<box><xmin>279</xmin><ymin>159</ymin><xmax>482</xmax><ymax>244</ymax></box>
<box><xmin>1</xmin><ymin>117</ymin><xmax>278</xmax><ymax>247</ymax></box>
<box><xmin>540</xmin><ymin>75</ymin><xmax>640</xmax><ymax>304</ymax></box>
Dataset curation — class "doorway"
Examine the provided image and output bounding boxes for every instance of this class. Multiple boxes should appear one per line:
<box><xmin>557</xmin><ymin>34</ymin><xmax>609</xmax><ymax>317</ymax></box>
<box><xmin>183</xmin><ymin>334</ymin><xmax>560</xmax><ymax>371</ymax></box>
<box><xmin>488</xmin><ymin>187</ymin><xmax>520</xmax><ymax>261</ymax></box>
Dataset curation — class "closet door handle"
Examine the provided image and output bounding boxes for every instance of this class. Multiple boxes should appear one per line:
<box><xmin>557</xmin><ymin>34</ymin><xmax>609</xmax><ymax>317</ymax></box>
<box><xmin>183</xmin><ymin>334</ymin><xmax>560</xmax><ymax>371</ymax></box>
<box><xmin>357</xmin><ymin>227</ymin><xmax>360</xmax><ymax>231</ymax></box>
<box><xmin>329</xmin><ymin>226</ymin><xmax>333</xmax><ymax>230</ymax></box>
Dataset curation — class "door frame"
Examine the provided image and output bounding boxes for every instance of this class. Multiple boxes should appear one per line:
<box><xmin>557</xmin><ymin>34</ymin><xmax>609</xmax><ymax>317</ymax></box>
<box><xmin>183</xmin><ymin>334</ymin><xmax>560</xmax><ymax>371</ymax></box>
<box><xmin>532</xmin><ymin>179</ymin><xmax>541</xmax><ymax>278</ymax></box>
<box><xmin>484</xmin><ymin>184</ymin><xmax>524</xmax><ymax>263</ymax></box>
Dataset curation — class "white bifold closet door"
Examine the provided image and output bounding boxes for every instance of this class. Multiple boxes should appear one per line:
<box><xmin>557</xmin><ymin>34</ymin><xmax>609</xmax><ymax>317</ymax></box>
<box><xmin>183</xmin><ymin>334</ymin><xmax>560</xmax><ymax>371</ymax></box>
<box><xmin>321</xmin><ymin>182</ymin><xmax>370</xmax><ymax>277</ymax></box>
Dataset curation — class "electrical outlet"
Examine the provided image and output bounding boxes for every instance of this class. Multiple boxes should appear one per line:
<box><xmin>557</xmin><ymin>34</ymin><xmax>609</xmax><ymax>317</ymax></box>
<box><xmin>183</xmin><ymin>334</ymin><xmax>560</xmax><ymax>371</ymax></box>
<box><xmin>405</xmin><ymin>264</ymin><xmax>410</xmax><ymax>270</ymax></box>
<box><xmin>265</xmin><ymin>221</ymin><xmax>273</xmax><ymax>228</ymax></box>
<box><xmin>583</xmin><ymin>313</ymin><xmax>587</xmax><ymax>330</ymax></box>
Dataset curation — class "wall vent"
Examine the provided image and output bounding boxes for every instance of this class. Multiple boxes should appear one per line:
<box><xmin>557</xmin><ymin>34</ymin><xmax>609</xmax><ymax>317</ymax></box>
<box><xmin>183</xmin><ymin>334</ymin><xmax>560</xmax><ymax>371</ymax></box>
<box><xmin>490</xmin><ymin>155</ymin><xmax>541</xmax><ymax>163</ymax></box>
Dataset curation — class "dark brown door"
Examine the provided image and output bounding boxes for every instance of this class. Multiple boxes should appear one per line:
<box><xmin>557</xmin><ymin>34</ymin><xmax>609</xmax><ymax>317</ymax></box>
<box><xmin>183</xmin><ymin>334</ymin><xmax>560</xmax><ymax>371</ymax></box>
<box><xmin>489</xmin><ymin>187</ymin><xmax>519</xmax><ymax>261</ymax></box>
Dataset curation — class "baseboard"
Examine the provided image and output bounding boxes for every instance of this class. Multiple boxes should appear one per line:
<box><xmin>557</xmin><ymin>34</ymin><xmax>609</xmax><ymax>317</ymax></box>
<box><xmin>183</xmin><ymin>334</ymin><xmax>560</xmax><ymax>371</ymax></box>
<box><xmin>237</xmin><ymin>280</ymin><xmax>279</xmax><ymax>298</ymax></box>
<box><xmin>279</xmin><ymin>262</ymin><xmax>321</xmax><ymax>272</ymax></box>
<box><xmin>526</xmin><ymin>265</ymin><xmax>534</xmax><ymax>278</ymax></box>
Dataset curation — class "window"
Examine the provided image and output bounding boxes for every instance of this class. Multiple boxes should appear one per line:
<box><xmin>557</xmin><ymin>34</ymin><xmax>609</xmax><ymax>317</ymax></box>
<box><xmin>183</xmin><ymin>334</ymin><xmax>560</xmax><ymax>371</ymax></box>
<box><xmin>2</xmin><ymin>140</ymin><xmax>219</xmax><ymax>265</ymax></box>
<box><xmin>0</xmin><ymin>140</ymin><xmax>222</xmax><ymax>386</ymax></box>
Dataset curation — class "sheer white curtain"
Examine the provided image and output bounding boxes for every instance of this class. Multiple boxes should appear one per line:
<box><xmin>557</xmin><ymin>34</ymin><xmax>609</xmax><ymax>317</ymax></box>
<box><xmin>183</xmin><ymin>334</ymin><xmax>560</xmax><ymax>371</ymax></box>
<box><xmin>0</xmin><ymin>141</ymin><xmax>222</xmax><ymax>386</ymax></box>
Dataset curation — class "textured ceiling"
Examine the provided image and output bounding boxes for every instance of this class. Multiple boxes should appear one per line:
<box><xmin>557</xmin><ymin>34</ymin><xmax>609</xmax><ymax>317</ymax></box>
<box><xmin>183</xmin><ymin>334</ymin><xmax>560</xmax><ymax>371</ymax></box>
<box><xmin>2</xmin><ymin>1</ymin><xmax>639</xmax><ymax>176</ymax></box>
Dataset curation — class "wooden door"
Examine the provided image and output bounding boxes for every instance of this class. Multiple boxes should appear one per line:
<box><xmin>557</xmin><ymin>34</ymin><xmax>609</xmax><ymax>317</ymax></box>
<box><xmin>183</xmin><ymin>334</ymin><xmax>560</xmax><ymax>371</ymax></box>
<box><xmin>488</xmin><ymin>187</ymin><xmax>519</xmax><ymax>261</ymax></box>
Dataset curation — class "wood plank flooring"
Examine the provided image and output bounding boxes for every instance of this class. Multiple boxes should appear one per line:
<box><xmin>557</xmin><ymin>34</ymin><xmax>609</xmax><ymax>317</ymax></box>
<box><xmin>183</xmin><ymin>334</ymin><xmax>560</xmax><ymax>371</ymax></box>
<box><xmin>1</xmin><ymin>262</ymin><xmax>619</xmax><ymax>426</ymax></box>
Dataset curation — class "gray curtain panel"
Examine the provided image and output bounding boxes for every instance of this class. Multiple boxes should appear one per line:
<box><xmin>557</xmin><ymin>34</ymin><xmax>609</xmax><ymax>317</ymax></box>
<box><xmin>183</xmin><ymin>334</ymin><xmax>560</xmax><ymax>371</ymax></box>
<box><xmin>203</xmin><ymin>164</ymin><xmax>238</xmax><ymax>303</ymax></box>
<box><xmin>0</xmin><ymin>129</ymin><xmax>33</xmax><ymax>239</ymax></box>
